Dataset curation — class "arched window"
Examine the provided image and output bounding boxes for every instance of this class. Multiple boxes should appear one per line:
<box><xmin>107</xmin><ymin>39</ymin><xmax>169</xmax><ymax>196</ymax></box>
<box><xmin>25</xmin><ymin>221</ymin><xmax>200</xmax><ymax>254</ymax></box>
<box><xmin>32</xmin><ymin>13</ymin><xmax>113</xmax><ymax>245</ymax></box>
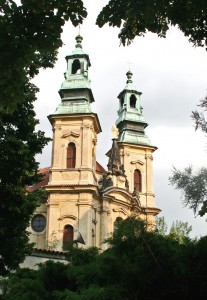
<box><xmin>134</xmin><ymin>169</ymin><xmax>142</xmax><ymax>192</ymax></box>
<box><xmin>67</xmin><ymin>143</ymin><xmax>76</xmax><ymax>168</ymax></box>
<box><xmin>63</xmin><ymin>225</ymin><xmax>74</xmax><ymax>250</ymax></box>
<box><xmin>130</xmin><ymin>94</ymin><xmax>136</xmax><ymax>108</ymax></box>
<box><xmin>72</xmin><ymin>59</ymin><xmax>81</xmax><ymax>74</ymax></box>
<box><xmin>120</xmin><ymin>97</ymin><xmax>124</xmax><ymax>108</ymax></box>
<box><xmin>114</xmin><ymin>217</ymin><xmax>123</xmax><ymax>232</ymax></box>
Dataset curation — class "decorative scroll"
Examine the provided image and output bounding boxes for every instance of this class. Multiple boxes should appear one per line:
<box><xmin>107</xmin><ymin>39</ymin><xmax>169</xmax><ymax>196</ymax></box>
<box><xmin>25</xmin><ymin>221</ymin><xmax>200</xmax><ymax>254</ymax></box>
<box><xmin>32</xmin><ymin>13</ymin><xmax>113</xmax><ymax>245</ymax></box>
<box><xmin>131</xmin><ymin>159</ymin><xmax>144</xmax><ymax>165</ymax></box>
<box><xmin>113</xmin><ymin>207</ymin><xmax>128</xmax><ymax>216</ymax></box>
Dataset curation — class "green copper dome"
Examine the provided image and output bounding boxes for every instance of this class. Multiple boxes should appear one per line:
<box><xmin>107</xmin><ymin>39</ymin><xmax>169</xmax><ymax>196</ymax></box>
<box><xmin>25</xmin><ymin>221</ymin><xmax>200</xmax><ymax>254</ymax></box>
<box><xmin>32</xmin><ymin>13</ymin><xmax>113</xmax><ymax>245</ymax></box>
<box><xmin>116</xmin><ymin>71</ymin><xmax>151</xmax><ymax>146</ymax></box>
<box><xmin>55</xmin><ymin>35</ymin><xmax>94</xmax><ymax>115</ymax></box>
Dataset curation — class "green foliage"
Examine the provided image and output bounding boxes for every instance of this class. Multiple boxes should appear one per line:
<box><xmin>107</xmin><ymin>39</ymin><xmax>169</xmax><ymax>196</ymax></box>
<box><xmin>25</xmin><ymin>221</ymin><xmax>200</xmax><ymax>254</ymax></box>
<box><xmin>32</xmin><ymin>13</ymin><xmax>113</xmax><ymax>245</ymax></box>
<box><xmin>2</xmin><ymin>217</ymin><xmax>207</xmax><ymax>298</ymax></box>
<box><xmin>156</xmin><ymin>216</ymin><xmax>192</xmax><ymax>244</ymax></box>
<box><xmin>38</xmin><ymin>261</ymin><xmax>70</xmax><ymax>294</ymax></box>
<box><xmin>0</xmin><ymin>90</ymin><xmax>50</xmax><ymax>275</ymax></box>
<box><xmin>0</xmin><ymin>0</ymin><xmax>87</xmax><ymax>109</ymax></box>
<box><xmin>156</xmin><ymin>216</ymin><xmax>168</xmax><ymax>235</ymax></box>
<box><xmin>192</xmin><ymin>96</ymin><xmax>207</xmax><ymax>132</ymax></box>
<box><xmin>96</xmin><ymin>0</ymin><xmax>207</xmax><ymax>48</ymax></box>
<box><xmin>169</xmin><ymin>95</ymin><xmax>207</xmax><ymax>218</ymax></box>
<box><xmin>65</xmin><ymin>243</ymin><xmax>99</xmax><ymax>266</ymax></box>
<box><xmin>169</xmin><ymin>166</ymin><xmax>207</xmax><ymax>216</ymax></box>
<box><xmin>169</xmin><ymin>220</ymin><xmax>192</xmax><ymax>244</ymax></box>
<box><xmin>0</xmin><ymin>268</ymin><xmax>47</xmax><ymax>300</ymax></box>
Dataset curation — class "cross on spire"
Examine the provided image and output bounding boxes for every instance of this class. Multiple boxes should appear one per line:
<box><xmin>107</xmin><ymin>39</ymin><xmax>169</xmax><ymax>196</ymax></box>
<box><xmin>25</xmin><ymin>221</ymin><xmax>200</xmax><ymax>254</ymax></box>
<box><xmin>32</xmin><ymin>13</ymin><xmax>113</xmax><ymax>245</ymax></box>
<box><xmin>127</xmin><ymin>60</ymin><xmax>132</xmax><ymax>71</ymax></box>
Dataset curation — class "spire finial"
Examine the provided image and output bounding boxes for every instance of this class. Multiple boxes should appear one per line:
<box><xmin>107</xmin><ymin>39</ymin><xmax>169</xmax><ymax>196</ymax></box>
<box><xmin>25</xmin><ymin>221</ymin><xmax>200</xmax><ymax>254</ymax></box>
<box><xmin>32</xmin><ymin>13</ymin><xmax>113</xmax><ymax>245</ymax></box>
<box><xmin>75</xmin><ymin>34</ymin><xmax>83</xmax><ymax>49</ymax></box>
<box><xmin>126</xmin><ymin>60</ymin><xmax>133</xmax><ymax>83</ymax></box>
<box><xmin>126</xmin><ymin>70</ymin><xmax>133</xmax><ymax>84</ymax></box>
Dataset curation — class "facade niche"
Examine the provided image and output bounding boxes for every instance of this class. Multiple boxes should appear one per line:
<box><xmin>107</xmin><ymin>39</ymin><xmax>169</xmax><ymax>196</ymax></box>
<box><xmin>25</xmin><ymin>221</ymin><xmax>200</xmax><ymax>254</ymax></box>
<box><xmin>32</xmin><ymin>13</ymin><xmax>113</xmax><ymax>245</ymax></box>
<box><xmin>67</xmin><ymin>143</ymin><xmax>76</xmax><ymax>168</ymax></box>
<box><xmin>72</xmin><ymin>59</ymin><xmax>81</xmax><ymax>74</ymax></box>
<box><xmin>63</xmin><ymin>224</ymin><xmax>74</xmax><ymax>250</ymax></box>
<box><xmin>130</xmin><ymin>94</ymin><xmax>136</xmax><ymax>108</ymax></box>
<box><xmin>134</xmin><ymin>169</ymin><xmax>142</xmax><ymax>192</ymax></box>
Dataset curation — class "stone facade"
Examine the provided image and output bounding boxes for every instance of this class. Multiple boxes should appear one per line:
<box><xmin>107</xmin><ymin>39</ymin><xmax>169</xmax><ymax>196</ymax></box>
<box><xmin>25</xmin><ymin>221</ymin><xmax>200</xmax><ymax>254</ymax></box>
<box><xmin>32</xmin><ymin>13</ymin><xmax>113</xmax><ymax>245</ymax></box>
<box><xmin>28</xmin><ymin>35</ymin><xmax>160</xmax><ymax>252</ymax></box>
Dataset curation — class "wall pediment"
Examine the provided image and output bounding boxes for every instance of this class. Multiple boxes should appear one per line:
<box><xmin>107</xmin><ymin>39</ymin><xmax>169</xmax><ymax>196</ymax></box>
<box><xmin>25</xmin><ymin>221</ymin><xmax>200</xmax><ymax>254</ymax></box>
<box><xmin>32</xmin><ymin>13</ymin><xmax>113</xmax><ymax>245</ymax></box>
<box><xmin>105</xmin><ymin>188</ymin><xmax>132</xmax><ymax>204</ymax></box>
<box><xmin>58</xmin><ymin>214</ymin><xmax>77</xmax><ymax>221</ymax></box>
<box><xmin>61</xmin><ymin>130</ymin><xmax>80</xmax><ymax>138</ymax></box>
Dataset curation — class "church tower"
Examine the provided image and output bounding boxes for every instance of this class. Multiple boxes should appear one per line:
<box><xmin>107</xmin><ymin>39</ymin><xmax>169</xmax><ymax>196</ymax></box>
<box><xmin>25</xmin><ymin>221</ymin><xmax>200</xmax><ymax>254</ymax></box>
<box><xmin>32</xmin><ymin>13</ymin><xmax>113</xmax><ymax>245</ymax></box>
<box><xmin>98</xmin><ymin>71</ymin><xmax>159</xmax><ymax>249</ymax></box>
<box><xmin>116</xmin><ymin>70</ymin><xmax>157</xmax><ymax>216</ymax></box>
<box><xmin>45</xmin><ymin>35</ymin><xmax>102</xmax><ymax>249</ymax></box>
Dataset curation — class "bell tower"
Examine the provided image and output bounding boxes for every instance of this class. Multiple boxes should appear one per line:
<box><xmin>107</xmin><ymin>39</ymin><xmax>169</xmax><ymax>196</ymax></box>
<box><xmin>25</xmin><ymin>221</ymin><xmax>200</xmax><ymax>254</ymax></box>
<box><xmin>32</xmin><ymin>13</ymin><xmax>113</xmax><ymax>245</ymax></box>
<box><xmin>116</xmin><ymin>71</ymin><xmax>157</xmax><ymax>216</ymax></box>
<box><xmin>45</xmin><ymin>36</ymin><xmax>101</xmax><ymax>249</ymax></box>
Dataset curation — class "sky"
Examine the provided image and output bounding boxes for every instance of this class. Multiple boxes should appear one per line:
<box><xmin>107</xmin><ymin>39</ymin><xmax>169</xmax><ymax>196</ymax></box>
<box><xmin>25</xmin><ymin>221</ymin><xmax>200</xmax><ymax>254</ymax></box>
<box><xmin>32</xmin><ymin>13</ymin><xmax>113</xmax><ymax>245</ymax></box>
<box><xmin>33</xmin><ymin>1</ymin><xmax>207</xmax><ymax>237</ymax></box>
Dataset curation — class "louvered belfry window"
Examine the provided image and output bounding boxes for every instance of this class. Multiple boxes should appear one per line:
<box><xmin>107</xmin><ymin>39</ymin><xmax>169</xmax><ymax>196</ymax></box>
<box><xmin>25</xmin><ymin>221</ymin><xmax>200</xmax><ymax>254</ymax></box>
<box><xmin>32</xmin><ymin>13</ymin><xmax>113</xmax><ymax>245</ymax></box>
<box><xmin>130</xmin><ymin>94</ymin><xmax>136</xmax><ymax>108</ymax></box>
<box><xmin>134</xmin><ymin>169</ymin><xmax>142</xmax><ymax>192</ymax></box>
<box><xmin>67</xmin><ymin>143</ymin><xmax>76</xmax><ymax>168</ymax></box>
<box><xmin>72</xmin><ymin>59</ymin><xmax>81</xmax><ymax>74</ymax></box>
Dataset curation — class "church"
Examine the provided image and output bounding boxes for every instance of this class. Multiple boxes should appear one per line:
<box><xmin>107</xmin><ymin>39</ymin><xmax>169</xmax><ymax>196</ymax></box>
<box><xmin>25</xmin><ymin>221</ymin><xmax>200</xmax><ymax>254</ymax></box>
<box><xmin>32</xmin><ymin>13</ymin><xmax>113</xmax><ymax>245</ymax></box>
<box><xmin>28</xmin><ymin>35</ymin><xmax>160</xmax><ymax>252</ymax></box>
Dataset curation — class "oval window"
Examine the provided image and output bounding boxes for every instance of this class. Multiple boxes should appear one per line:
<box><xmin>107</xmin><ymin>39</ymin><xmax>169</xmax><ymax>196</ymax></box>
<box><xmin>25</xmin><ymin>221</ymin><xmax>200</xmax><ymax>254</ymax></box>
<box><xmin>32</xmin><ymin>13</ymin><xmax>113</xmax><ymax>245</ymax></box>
<box><xmin>31</xmin><ymin>214</ymin><xmax>46</xmax><ymax>232</ymax></box>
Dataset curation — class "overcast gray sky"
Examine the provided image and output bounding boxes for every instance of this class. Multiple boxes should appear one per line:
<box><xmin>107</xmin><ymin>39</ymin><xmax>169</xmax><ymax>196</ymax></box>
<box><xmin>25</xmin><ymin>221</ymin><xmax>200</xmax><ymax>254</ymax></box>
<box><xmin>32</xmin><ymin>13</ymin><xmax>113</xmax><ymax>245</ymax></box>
<box><xmin>33</xmin><ymin>0</ymin><xmax>207</xmax><ymax>237</ymax></box>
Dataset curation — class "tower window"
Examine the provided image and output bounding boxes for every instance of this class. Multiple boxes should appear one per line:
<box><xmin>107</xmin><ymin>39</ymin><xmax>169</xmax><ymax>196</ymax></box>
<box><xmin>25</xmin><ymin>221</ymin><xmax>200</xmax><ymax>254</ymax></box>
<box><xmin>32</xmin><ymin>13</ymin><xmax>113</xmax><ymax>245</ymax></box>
<box><xmin>72</xmin><ymin>59</ymin><xmax>81</xmax><ymax>74</ymax></box>
<box><xmin>130</xmin><ymin>94</ymin><xmax>136</xmax><ymax>108</ymax></box>
<box><xmin>67</xmin><ymin>143</ymin><xmax>76</xmax><ymax>168</ymax></box>
<box><xmin>120</xmin><ymin>97</ymin><xmax>124</xmax><ymax>108</ymax></box>
<box><xmin>134</xmin><ymin>169</ymin><xmax>142</xmax><ymax>192</ymax></box>
<box><xmin>63</xmin><ymin>225</ymin><xmax>74</xmax><ymax>250</ymax></box>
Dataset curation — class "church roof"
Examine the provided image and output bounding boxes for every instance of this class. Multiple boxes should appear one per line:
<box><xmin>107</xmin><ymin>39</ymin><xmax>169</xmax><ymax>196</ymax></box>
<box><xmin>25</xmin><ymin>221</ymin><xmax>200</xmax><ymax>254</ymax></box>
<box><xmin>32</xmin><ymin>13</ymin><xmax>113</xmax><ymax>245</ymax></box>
<box><xmin>96</xmin><ymin>161</ymin><xmax>106</xmax><ymax>174</ymax></box>
<box><xmin>27</xmin><ymin>167</ymin><xmax>50</xmax><ymax>192</ymax></box>
<box><xmin>27</xmin><ymin>162</ymin><xmax>106</xmax><ymax>192</ymax></box>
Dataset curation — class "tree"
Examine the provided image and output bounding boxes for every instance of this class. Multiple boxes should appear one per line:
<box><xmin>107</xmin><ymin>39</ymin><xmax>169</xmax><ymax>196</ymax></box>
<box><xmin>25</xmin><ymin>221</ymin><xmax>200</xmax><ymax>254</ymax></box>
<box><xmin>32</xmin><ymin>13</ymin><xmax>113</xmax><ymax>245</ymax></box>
<box><xmin>96</xmin><ymin>0</ymin><xmax>207</xmax><ymax>48</ymax></box>
<box><xmin>168</xmin><ymin>220</ymin><xmax>192</xmax><ymax>243</ymax></box>
<box><xmin>192</xmin><ymin>96</ymin><xmax>207</xmax><ymax>132</ymax></box>
<box><xmin>169</xmin><ymin>94</ymin><xmax>207</xmax><ymax>217</ymax></box>
<box><xmin>156</xmin><ymin>216</ymin><xmax>168</xmax><ymax>235</ymax></box>
<box><xmin>0</xmin><ymin>0</ymin><xmax>87</xmax><ymax>109</ymax></box>
<box><xmin>156</xmin><ymin>216</ymin><xmax>192</xmax><ymax>244</ymax></box>
<box><xmin>0</xmin><ymin>82</ymin><xmax>50</xmax><ymax>275</ymax></box>
<box><xmin>170</xmin><ymin>166</ymin><xmax>207</xmax><ymax>217</ymax></box>
<box><xmin>2</xmin><ymin>217</ymin><xmax>207</xmax><ymax>299</ymax></box>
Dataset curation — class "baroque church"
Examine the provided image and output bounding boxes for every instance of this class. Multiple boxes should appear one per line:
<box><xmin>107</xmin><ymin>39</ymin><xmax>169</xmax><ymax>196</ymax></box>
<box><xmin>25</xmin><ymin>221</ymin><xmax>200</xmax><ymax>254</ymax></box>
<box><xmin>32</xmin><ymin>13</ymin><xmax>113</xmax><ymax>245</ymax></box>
<box><xmin>28</xmin><ymin>35</ymin><xmax>160</xmax><ymax>252</ymax></box>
